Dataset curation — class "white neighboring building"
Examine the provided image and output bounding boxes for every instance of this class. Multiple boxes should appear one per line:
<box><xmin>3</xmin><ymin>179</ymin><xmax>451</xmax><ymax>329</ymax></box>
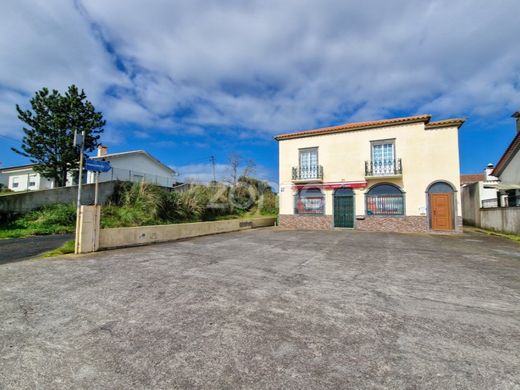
<box><xmin>460</xmin><ymin>164</ymin><xmax>500</xmax><ymax>207</ymax></box>
<box><xmin>0</xmin><ymin>164</ymin><xmax>55</xmax><ymax>192</ymax></box>
<box><xmin>1</xmin><ymin>146</ymin><xmax>175</xmax><ymax>192</ymax></box>
<box><xmin>489</xmin><ymin>110</ymin><xmax>520</xmax><ymax>206</ymax></box>
<box><xmin>86</xmin><ymin>146</ymin><xmax>176</xmax><ymax>188</ymax></box>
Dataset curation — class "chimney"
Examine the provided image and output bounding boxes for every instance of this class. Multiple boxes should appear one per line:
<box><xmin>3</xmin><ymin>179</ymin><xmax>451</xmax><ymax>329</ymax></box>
<box><xmin>485</xmin><ymin>163</ymin><xmax>497</xmax><ymax>181</ymax></box>
<box><xmin>513</xmin><ymin>111</ymin><xmax>520</xmax><ymax>133</ymax></box>
<box><xmin>97</xmin><ymin>145</ymin><xmax>108</xmax><ymax>157</ymax></box>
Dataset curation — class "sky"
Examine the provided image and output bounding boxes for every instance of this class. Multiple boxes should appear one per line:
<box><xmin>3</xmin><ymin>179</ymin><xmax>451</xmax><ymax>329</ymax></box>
<box><xmin>1</xmin><ymin>0</ymin><xmax>520</xmax><ymax>186</ymax></box>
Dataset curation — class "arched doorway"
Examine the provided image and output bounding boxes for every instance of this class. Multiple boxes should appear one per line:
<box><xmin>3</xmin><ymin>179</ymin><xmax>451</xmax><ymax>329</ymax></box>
<box><xmin>427</xmin><ymin>181</ymin><xmax>455</xmax><ymax>230</ymax></box>
<box><xmin>334</xmin><ymin>188</ymin><xmax>354</xmax><ymax>228</ymax></box>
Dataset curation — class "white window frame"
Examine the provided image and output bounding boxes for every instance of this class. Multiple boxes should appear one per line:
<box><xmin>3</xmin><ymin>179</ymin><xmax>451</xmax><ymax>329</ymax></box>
<box><xmin>371</xmin><ymin>139</ymin><xmax>396</xmax><ymax>175</ymax></box>
<box><xmin>298</xmin><ymin>147</ymin><xmax>319</xmax><ymax>179</ymax></box>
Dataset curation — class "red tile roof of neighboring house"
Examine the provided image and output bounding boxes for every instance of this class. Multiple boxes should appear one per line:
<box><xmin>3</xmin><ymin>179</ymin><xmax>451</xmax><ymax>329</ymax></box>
<box><xmin>274</xmin><ymin>114</ymin><xmax>464</xmax><ymax>141</ymax></box>
<box><xmin>492</xmin><ymin>131</ymin><xmax>520</xmax><ymax>177</ymax></box>
<box><xmin>460</xmin><ymin>173</ymin><xmax>484</xmax><ymax>184</ymax></box>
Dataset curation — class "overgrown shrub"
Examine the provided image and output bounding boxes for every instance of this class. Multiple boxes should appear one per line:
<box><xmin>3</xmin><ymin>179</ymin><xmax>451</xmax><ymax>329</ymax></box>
<box><xmin>99</xmin><ymin>178</ymin><xmax>275</xmax><ymax>228</ymax></box>
<box><xmin>259</xmin><ymin>191</ymin><xmax>278</xmax><ymax>216</ymax></box>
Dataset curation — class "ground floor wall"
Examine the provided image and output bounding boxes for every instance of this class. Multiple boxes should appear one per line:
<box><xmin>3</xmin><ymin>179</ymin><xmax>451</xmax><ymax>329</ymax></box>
<box><xmin>278</xmin><ymin>180</ymin><xmax>462</xmax><ymax>233</ymax></box>
<box><xmin>279</xmin><ymin>214</ymin><xmax>463</xmax><ymax>233</ymax></box>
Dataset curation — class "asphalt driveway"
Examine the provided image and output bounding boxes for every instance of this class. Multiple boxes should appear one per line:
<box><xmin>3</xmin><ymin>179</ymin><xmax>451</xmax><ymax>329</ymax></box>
<box><xmin>0</xmin><ymin>234</ymin><xmax>74</xmax><ymax>264</ymax></box>
<box><xmin>0</xmin><ymin>228</ymin><xmax>519</xmax><ymax>389</ymax></box>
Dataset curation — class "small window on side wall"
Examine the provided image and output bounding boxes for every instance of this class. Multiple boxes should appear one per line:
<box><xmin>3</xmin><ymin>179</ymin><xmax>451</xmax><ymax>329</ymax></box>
<box><xmin>295</xmin><ymin>188</ymin><xmax>324</xmax><ymax>215</ymax></box>
<box><xmin>366</xmin><ymin>184</ymin><xmax>404</xmax><ymax>216</ymax></box>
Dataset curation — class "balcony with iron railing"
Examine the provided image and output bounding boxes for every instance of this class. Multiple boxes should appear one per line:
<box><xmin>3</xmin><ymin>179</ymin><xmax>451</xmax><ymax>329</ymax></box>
<box><xmin>292</xmin><ymin>165</ymin><xmax>324</xmax><ymax>183</ymax></box>
<box><xmin>365</xmin><ymin>158</ymin><xmax>402</xmax><ymax>178</ymax></box>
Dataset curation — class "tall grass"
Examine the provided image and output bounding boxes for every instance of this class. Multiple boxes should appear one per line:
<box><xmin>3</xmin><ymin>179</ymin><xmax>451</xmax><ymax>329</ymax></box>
<box><xmin>0</xmin><ymin>203</ymin><xmax>76</xmax><ymax>239</ymax></box>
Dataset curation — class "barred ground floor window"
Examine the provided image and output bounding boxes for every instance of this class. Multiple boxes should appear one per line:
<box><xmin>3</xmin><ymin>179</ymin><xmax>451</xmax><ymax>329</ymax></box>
<box><xmin>295</xmin><ymin>188</ymin><xmax>325</xmax><ymax>215</ymax></box>
<box><xmin>366</xmin><ymin>183</ymin><xmax>404</xmax><ymax>216</ymax></box>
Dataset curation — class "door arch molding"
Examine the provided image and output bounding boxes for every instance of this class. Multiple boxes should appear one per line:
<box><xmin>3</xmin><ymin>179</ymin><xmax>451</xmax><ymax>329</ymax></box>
<box><xmin>426</xmin><ymin>180</ymin><xmax>456</xmax><ymax>230</ymax></box>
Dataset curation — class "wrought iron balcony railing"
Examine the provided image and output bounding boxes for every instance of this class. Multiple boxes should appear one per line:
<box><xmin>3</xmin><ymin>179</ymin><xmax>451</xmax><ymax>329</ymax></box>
<box><xmin>292</xmin><ymin>165</ymin><xmax>323</xmax><ymax>182</ymax></box>
<box><xmin>365</xmin><ymin>158</ymin><xmax>402</xmax><ymax>177</ymax></box>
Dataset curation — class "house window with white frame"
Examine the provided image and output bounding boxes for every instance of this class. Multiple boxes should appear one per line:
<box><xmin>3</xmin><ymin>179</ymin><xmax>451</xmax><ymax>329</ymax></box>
<box><xmin>371</xmin><ymin>140</ymin><xmax>395</xmax><ymax>175</ymax></box>
<box><xmin>28</xmin><ymin>174</ymin><xmax>37</xmax><ymax>188</ymax></box>
<box><xmin>298</xmin><ymin>148</ymin><xmax>318</xmax><ymax>179</ymax></box>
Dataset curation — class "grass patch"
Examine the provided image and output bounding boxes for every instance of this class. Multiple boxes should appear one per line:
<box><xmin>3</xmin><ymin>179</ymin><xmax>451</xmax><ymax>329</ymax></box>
<box><xmin>468</xmin><ymin>226</ymin><xmax>520</xmax><ymax>243</ymax></box>
<box><xmin>0</xmin><ymin>203</ymin><xmax>76</xmax><ymax>239</ymax></box>
<box><xmin>41</xmin><ymin>240</ymin><xmax>75</xmax><ymax>257</ymax></box>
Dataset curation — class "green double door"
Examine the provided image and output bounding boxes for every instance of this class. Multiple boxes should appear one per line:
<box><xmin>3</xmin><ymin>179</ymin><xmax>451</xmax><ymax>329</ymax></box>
<box><xmin>334</xmin><ymin>191</ymin><xmax>354</xmax><ymax>228</ymax></box>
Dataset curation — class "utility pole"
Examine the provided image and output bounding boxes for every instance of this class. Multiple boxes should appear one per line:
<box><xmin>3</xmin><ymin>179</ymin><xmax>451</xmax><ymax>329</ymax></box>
<box><xmin>74</xmin><ymin>130</ymin><xmax>85</xmax><ymax>255</ymax></box>
<box><xmin>75</xmin><ymin>130</ymin><xmax>85</xmax><ymax>210</ymax></box>
<box><xmin>210</xmin><ymin>155</ymin><xmax>216</xmax><ymax>183</ymax></box>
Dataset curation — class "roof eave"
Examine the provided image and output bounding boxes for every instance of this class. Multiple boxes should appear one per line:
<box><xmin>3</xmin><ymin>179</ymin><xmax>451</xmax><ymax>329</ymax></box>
<box><xmin>425</xmin><ymin>118</ymin><xmax>465</xmax><ymax>130</ymax></box>
<box><xmin>275</xmin><ymin>115</ymin><xmax>432</xmax><ymax>141</ymax></box>
<box><xmin>492</xmin><ymin>132</ymin><xmax>520</xmax><ymax>177</ymax></box>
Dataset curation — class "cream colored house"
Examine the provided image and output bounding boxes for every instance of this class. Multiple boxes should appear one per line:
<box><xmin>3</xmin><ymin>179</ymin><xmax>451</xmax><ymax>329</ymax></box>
<box><xmin>275</xmin><ymin>114</ymin><xmax>464</xmax><ymax>232</ymax></box>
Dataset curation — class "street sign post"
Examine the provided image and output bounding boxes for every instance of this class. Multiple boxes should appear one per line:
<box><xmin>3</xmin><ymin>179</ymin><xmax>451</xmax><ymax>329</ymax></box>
<box><xmin>85</xmin><ymin>159</ymin><xmax>112</xmax><ymax>205</ymax></box>
<box><xmin>85</xmin><ymin>159</ymin><xmax>112</xmax><ymax>172</ymax></box>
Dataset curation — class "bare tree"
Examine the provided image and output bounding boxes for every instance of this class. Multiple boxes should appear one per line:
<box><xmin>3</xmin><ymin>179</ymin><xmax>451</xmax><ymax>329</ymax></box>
<box><xmin>228</xmin><ymin>153</ymin><xmax>241</xmax><ymax>186</ymax></box>
<box><xmin>242</xmin><ymin>159</ymin><xmax>256</xmax><ymax>178</ymax></box>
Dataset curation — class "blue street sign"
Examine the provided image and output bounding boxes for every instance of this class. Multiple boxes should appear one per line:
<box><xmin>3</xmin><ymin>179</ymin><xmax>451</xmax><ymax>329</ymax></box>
<box><xmin>85</xmin><ymin>159</ymin><xmax>112</xmax><ymax>172</ymax></box>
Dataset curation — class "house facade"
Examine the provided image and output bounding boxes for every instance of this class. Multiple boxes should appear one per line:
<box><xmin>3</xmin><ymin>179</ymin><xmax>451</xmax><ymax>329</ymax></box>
<box><xmin>0</xmin><ymin>164</ymin><xmax>55</xmax><ymax>192</ymax></box>
<box><xmin>490</xmin><ymin>111</ymin><xmax>520</xmax><ymax>207</ymax></box>
<box><xmin>86</xmin><ymin>146</ymin><xmax>176</xmax><ymax>188</ymax></box>
<box><xmin>276</xmin><ymin>115</ymin><xmax>464</xmax><ymax>233</ymax></box>
<box><xmin>1</xmin><ymin>146</ymin><xmax>176</xmax><ymax>192</ymax></box>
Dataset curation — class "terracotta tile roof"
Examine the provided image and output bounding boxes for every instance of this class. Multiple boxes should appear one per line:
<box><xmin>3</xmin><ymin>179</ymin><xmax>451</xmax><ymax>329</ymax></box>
<box><xmin>492</xmin><ymin>131</ymin><xmax>520</xmax><ymax>177</ymax></box>
<box><xmin>460</xmin><ymin>173</ymin><xmax>484</xmax><ymax>184</ymax></box>
<box><xmin>425</xmin><ymin>118</ymin><xmax>465</xmax><ymax>129</ymax></box>
<box><xmin>275</xmin><ymin>114</ymin><xmax>464</xmax><ymax>141</ymax></box>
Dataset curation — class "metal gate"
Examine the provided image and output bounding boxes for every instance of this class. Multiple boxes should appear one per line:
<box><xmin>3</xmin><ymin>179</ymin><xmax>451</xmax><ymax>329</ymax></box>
<box><xmin>334</xmin><ymin>189</ymin><xmax>354</xmax><ymax>228</ymax></box>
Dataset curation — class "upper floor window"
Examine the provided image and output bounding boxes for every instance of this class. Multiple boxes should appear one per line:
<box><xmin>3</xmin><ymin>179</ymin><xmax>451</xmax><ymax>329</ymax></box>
<box><xmin>29</xmin><ymin>174</ymin><xmax>37</xmax><ymax>187</ymax></box>
<box><xmin>371</xmin><ymin>140</ymin><xmax>395</xmax><ymax>175</ymax></box>
<box><xmin>299</xmin><ymin>147</ymin><xmax>318</xmax><ymax>179</ymax></box>
<box><xmin>366</xmin><ymin>183</ymin><xmax>404</xmax><ymax>216</ymax></box>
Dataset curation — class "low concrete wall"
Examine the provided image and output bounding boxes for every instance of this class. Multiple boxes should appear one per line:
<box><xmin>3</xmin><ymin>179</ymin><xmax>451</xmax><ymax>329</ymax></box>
<box><xmin>0</xmin><ymin>181</ymin><xmax>116</xmax><ymax>212</ymax></box>
<box><xmin>98</xmin><ymin>217</ymin><xmax>276</xmax><ymax>250</ymax></box>
<box><xmin>480</xmin><ymin>207</ymin><xmax>520</xmax><ymax>234</ymax></box>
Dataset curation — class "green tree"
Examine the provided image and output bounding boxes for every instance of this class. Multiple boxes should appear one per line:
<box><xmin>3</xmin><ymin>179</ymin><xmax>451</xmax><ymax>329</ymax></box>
<box><xmin>12</xmin><ymin>85</ymin><xmax>105</xmax><ymax>187</ymax></box>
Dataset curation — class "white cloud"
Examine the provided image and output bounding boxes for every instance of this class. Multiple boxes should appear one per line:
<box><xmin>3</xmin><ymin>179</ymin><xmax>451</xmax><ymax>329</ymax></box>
<box><xmin>1</xmin><ymin>0</ymin><xmax>520</xmax><ymax>140</ymax></box>
<box><xmin>79</xmin><ymin>0</ymin><xmax>520</xmax><ymax>133</ymax></box>
<box><xmin>174</xmin><ymin>161</ymin><xmax>274</xmax><ymax>184</ymax></box>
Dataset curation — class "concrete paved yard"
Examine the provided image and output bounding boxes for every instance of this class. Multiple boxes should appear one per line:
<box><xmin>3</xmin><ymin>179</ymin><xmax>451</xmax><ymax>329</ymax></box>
<box><xmin>1</xmin><ymin>229</ymin><xmax>519</xmax><ymax>389</ymax></box>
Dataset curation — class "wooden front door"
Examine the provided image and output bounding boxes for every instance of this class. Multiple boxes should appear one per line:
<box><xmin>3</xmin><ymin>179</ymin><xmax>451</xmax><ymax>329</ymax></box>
<box><xmin>430</xmin><ymin>193</ymin><xmax>453</xmax><ymax>230</ymax></box>
<box><xmin>334</xmin><ymin>194</ymin><xmax>354</xmax><ymax>228</ymax></box>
